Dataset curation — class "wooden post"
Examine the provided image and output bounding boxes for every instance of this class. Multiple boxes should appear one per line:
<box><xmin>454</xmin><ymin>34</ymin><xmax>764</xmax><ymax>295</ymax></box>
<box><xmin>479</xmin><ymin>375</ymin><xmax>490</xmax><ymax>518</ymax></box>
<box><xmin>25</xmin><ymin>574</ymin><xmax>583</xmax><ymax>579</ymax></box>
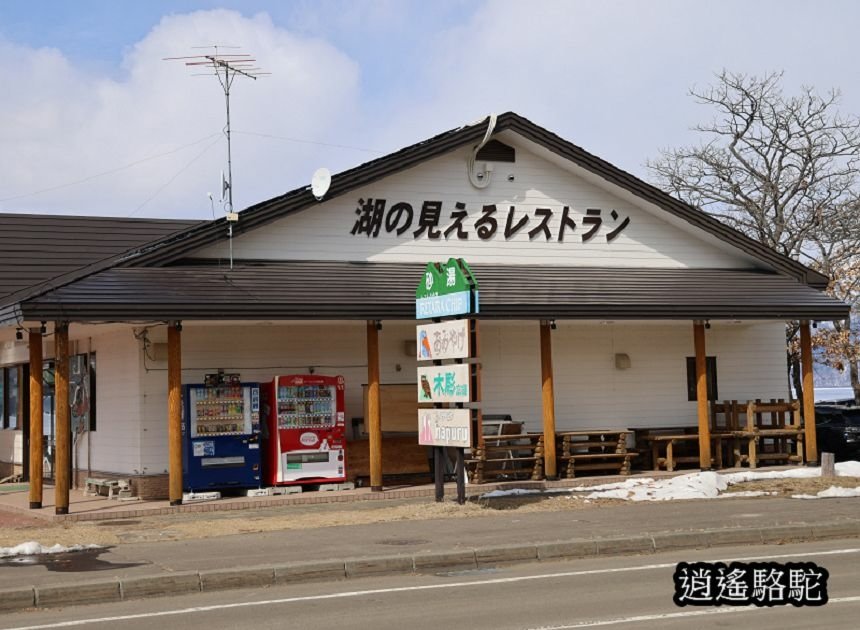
<box><xmin>167</xmin><ymin>321</ymin><xmax>183</xmax><ymax>505</ymax></box>
<box><xmin>821</xmin><ymin>452</ymin><xmax>835</xmax><ymax>477</ymax></box>
<box><xmin>28</xmin><ymin>329</ymin><xmax>43</xmax><ymax>509</ymax></box>
<box><xmin>693</xmin><ymin>321</ymin><xmax>712</xmax><ymax>469</ymax></box>
<box><xmin>54</xmin><ymin>323</ymin><xmax>70</xmax><ymax>515</ymax></box>
<box><xmin>366</xmin><ymin>321</ymin><xmax>382</xmax><ymax>491</ymax></box>
<box><xmin>540</xmin><ymin>320</ymin><xmax>558</xmax><ymax>479</ymax></box>
<box><xmin>800</xmin><ymin>321</ymin><xmax>818</xmax><ymax>464</ymax></box>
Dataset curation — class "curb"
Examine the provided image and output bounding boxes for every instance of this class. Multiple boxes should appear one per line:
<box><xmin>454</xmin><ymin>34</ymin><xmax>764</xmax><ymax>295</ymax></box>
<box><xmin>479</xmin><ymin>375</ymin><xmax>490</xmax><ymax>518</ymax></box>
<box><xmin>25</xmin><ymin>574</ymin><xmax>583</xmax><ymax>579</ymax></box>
<box><xmin>2</xmin><ymin>520</ymin><xmax>859</xmax><ymax>614</ymax></box>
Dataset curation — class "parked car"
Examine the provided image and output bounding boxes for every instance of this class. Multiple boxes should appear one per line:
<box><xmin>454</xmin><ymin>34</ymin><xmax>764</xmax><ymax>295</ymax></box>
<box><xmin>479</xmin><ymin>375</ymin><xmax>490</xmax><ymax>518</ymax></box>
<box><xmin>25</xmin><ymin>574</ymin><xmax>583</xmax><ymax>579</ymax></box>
<box><xmin>815</xmin><ymin>404</ymin><xmax>860</xmax><ymax>461</ymax></box>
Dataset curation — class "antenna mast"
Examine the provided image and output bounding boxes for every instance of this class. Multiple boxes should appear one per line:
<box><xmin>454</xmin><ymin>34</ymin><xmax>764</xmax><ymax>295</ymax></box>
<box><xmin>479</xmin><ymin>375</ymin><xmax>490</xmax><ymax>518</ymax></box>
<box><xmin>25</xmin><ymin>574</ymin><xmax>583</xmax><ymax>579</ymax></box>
<box><xmin>164</xmin><ymin>46</ymin><xmax>270</xmax><ymax>269</ymax></box>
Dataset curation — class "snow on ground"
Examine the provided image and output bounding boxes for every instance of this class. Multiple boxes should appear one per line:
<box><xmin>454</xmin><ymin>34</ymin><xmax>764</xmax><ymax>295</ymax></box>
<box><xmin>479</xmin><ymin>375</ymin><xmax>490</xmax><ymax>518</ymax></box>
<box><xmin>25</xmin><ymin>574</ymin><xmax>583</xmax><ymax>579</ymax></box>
<box><xmin>792</xmin><ymin>486</ymin><xmax>860</xmax><ymax>500</ymax></box>
<box><xmin>0</xmin><ymin>542</ymin><xmax>102</xmax><ymax>558</ymax></box>
<box><xmin>479</xmin><ymin>461</ymin><xmax>860</xmax><ymax>502</ymax></box>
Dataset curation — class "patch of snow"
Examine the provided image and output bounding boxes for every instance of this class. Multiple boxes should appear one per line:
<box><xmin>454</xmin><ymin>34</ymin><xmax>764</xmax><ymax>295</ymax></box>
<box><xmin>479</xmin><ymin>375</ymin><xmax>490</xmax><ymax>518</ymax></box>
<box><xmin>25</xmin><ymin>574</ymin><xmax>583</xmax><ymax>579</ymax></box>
<box><xmin>791</xmin><ymin>486</ymin><xmax>860</xmax><ymax>500</ymax></box>
<box><xmin>716</xmin><ymin>491</ymin><xmax>778</xmax><ymax>498</ymax></box>
<box><xmin>480</xmin><ymin>488</ymin><xmax>544</xmax><ymax>499</ymax></box>
<box><xmin>0</xmin><ymin>542</ymin><xmax>102</xmax><ymax>558</ymax></box>
<box><xmin>478</xmin><ymin>461</ymin><xmax>860</xmax><ymax>503</ymax></box>
<box><xmin>836</xmin><ymin>461</ymin><xmax>860</xmax><ymax>477</ymax></box>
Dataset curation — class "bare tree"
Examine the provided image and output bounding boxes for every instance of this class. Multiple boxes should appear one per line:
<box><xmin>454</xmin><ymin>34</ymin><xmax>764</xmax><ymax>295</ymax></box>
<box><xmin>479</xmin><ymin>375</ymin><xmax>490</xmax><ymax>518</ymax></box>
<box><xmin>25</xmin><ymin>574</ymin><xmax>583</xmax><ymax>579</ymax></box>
<box><xmin>647</xmin><ymin>71</ymin><xmax>860</xmax><ymax>404</ymax></box>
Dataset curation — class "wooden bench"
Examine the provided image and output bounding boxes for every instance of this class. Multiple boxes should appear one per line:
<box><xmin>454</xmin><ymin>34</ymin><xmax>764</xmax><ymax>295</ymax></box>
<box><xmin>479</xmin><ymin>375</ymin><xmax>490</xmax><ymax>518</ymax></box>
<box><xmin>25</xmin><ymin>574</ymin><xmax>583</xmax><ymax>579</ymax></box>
<box><xmin>556</xmin><ymin>430</ymin><xmax>635</xmax><ymax>478</ymax></box>
<box><xmin>467</xmin><ymin>433</ymin><xmax>544</xmax><ymax>484</ymax></box>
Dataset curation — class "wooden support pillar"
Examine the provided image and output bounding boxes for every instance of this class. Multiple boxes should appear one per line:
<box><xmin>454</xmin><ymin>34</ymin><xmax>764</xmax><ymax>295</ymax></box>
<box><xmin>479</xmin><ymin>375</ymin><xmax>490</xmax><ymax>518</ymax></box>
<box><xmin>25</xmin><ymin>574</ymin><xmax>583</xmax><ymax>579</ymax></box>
<box><xmin>693</xmin><ymin>321</ymin><xmax>712</xmax><ymax>469</ymax></box>
<box><xmin>800</xmin><ymin>321</ymin><xmax>818</xmax><ymax>464</ymax></box>
<box><xmin>28</xmin><ymin>329</ymin><xmax>43</xmax><ymax>509</ymax></box>
<box><xmin>540</xmin><ymin>321</ymin><xmax>557</xmax><ymax>479</ymax></box>
<box><xmin>366</xmin><ymin>321</ymin><xmax>382</xmax><ymax>491</ymax></box>
<box><xmin>54</xmin><ymin>323</ymin><xmax>70</xmax><ymax>515</ymax></box>
<box><xmin>167</xmin><ymin>321</ymin><xmax>183</xmax><ymax>505</ymax></box>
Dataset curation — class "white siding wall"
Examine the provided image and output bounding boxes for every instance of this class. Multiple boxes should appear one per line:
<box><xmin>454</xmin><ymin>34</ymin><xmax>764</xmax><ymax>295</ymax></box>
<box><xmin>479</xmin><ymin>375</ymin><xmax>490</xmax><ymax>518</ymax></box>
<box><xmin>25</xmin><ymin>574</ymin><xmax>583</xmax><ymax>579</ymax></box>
<box><xmin>86</xmin><ymin>328</ymin><xmax>143</xmax><ymax>474</ymax></box>
<box><xmin>196</xmin><ymin>145</ymin><xmax>750</xmax><ymax>269</ymax></box>
<box><xmin>138</xmin><ymin>322</ymin><xmax>421</xmax><ymax>472</ymax></box>
<box><xmin>129</xmin><ymin>320</ymin><xmax>790</xmax><ymax>472</ymax></box>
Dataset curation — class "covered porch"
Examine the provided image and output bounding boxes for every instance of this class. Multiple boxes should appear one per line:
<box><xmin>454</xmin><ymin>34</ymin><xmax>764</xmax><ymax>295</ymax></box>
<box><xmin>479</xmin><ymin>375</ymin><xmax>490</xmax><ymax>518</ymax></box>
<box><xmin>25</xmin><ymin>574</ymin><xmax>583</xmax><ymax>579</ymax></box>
<box><xmin>2</xmin><ymin>260</ymin><xmax>846</xmax><ymax>514</ymax></box>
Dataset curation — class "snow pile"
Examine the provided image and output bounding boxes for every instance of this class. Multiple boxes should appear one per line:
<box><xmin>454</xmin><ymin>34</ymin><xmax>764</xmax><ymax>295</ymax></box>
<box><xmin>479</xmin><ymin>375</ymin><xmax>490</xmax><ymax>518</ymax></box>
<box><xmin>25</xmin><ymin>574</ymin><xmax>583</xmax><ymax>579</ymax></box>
<box><xmin>0</xmin><ymin>542</ymin><xmax>101</xmax><ymax>558</ymax></box>
<box><xmin>792</xmin><ymin>486</ymin><xmax>860</xmax><ymax>500</ymax></box>
<box><xmin>479</xmin><ymin>461</ymin><xmax>860</xmax><ymax>502</ymax></box>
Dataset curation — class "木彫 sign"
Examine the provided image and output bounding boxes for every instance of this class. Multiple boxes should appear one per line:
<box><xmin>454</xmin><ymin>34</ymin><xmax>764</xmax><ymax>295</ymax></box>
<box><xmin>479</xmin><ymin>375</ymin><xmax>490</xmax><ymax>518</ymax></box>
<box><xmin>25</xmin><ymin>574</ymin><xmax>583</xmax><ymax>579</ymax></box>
<box><xmin>417</xmin><ymin>364</ymin><xmax>471</xmax><ymax>403</ymax></box>
<box><xmin>418</xmin><ymin>408</ymin><xmax>471</xmax><ymax>448</ymax></box>
<box><xmin>415</xmin><ymin>258</ymin><xmax>479</xmax><ymax>318</ymax></box>
<box><xmin>416</xmin><ymin>319</ymin><xmax>470</xmax><ymax>361</ymax></box>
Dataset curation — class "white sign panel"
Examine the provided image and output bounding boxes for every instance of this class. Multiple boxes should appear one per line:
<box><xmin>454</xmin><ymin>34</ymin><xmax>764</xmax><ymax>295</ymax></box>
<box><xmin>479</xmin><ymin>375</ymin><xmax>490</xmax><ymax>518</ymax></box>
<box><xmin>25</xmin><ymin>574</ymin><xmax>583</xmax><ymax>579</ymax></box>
<box><xmin>416</xmin><ymin>319</ymin><xmax>470</xmax><ymax>361</ymax></box>
<box><xmin>417</xmin><ymin>363</ymin><xmax>471</xmax><ymax>403</ymax></box>
<box><xmin>418</xmin><ymin>408</ymin><xmax>472</xmax><ymax>448</ymax></box>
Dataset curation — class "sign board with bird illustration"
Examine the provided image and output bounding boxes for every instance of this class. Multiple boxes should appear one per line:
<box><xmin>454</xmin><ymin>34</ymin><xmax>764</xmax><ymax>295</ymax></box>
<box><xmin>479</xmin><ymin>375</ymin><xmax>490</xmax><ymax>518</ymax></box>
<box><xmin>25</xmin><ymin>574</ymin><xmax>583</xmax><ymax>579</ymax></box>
<box><xmin>416</xmin><ymin>364</ymin><xmax>471</xmax><ymax>403</ymax></box>
<box><xmin>416</xmin><ymin>319</ymin><xmax>471</xmax><ymax>361</ymax></box>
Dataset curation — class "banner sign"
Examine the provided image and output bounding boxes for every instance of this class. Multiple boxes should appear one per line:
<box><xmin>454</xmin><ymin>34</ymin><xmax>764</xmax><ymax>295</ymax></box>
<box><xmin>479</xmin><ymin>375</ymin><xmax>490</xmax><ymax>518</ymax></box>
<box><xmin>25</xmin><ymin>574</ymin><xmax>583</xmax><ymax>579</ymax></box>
<box><xmin>418</xmin><ymin>408</ymin><xmax>472</xmax><ymax>448</ymax></box>
<box><xmin>417</xmin><ymin>363</ymin><xmax>471</xmax><ymax>403</ymax></box>
<box><xmin>415</xmin><ymin>291</ymin><xmax>475</xmax><ymax>319</ymax></box>
<box><xmin>416</xmin><ymin>319</ymin><xmax>470</xmax><ymax>361</ymax></box>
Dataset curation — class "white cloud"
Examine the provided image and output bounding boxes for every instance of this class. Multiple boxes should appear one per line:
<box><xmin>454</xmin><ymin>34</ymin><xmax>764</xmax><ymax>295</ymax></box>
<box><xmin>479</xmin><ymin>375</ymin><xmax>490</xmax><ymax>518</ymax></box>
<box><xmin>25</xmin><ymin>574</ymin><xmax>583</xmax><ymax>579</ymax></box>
<box><xmin>3</xmin><ymin>2</ymin><xmax>860</xmax><ymax>220</ymax></box>
<box><xmin>0</xmin><ymin>9</ymin><xmax>361</xmax><ymax>218</ymax></box>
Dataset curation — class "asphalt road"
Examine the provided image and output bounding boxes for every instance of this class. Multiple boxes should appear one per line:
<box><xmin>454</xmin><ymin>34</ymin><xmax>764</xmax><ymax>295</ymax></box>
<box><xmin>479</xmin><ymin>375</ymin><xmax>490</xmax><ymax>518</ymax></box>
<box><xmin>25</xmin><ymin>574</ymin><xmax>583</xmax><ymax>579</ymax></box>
<box><xmin>2</xmin><ymin>539</ymin><xmax>859</xmax><ymax>630</ymax></box>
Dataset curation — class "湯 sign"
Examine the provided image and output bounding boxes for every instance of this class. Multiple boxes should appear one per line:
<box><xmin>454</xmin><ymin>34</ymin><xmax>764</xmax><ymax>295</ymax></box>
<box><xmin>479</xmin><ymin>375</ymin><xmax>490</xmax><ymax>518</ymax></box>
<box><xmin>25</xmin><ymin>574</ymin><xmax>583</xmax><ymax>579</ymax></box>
<box><xmin>414</xmin><ymin>258</ymin><xmax>479</xmax><ymax>318</ymax></box>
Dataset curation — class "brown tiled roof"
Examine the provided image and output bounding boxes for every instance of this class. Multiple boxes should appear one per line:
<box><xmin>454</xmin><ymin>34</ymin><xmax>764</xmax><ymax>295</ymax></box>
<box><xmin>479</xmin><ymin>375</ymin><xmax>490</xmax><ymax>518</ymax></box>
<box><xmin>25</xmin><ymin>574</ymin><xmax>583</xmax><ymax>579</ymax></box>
<box><xmin>0</xmin><ymin>213</ymin><xmax>199</xmax><ymax>304</ymax></box>
<box><xmin>3</xmin><ymin>261</ymin><xmax>846</xmax><ymax>325</ymax></box>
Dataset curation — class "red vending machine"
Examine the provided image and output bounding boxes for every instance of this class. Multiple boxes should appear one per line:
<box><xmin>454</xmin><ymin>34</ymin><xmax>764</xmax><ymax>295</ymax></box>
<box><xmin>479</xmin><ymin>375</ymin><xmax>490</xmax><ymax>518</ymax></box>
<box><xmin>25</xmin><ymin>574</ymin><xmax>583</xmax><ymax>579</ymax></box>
<box><xmin>264</xmin><ymin>374</ymin><xmax>346</xmax><ymax>485</ymax></box>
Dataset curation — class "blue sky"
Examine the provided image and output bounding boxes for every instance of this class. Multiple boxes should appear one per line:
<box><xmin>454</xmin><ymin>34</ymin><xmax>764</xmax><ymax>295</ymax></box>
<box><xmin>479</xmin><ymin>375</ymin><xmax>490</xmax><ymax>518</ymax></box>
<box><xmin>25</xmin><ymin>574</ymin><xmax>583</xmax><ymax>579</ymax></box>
<box><xmin>2</xmin><ymin>1</ymin><xmax>859</xmax><ymax>219</ymax></box>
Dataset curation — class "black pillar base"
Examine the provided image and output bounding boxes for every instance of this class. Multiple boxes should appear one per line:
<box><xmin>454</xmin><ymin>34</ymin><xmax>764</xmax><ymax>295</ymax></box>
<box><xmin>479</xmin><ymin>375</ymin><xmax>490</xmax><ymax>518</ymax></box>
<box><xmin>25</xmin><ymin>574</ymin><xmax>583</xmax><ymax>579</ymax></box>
<box><xmin>806</xmin><ymin>461</ymin><xmax>820</xmax><ymax>467</ymax></box>
<box><xmin>55</xmin><ymin>507</ymin><xmax>68</xmax><ymax>515</ymax></box>
<box><xmin>545</xmin><ymin>475</ymin><xmax>559</xmax><ymax>482</ymax></box>
<box><xmin>169</xmin><ymin>499</ymin><xmax>183</xmax><ymax>506</ymax></box>
<box><xmin>371</xmin><ymin>485</ymin><xmax>383</xmax><ymax>492</ymax></box>
<box><xmin>29</xmin><ymin>501</ymin><xmax>42</xmax><ymax>510</ymax></box>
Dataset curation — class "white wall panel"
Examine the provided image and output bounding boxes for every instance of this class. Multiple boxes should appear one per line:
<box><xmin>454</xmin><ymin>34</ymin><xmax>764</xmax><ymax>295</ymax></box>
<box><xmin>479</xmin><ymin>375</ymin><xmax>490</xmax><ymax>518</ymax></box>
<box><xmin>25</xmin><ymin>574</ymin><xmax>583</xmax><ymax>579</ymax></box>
<box><xmin>196</xmin><ymin>144</ymin><xmax>753</xmax><ymax>269</ymax></box>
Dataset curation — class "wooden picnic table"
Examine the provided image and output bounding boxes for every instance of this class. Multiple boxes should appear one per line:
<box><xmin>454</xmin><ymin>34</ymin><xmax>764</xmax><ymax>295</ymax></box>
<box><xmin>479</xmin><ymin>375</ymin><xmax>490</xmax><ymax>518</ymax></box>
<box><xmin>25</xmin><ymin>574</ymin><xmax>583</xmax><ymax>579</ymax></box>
<box><xmin>556</xmin><ymin>429</ymin><xmax>635</xmax><ymax>478</ymax></box>
<box><xmin>711</xmin><ymin>400</ymin><xmax>804</xmax><ymax>469</ymax></box>
<box><xmin>467</xmin><ymin>433</ymin><xmax>544</xmax><ymax>484</ymax></box>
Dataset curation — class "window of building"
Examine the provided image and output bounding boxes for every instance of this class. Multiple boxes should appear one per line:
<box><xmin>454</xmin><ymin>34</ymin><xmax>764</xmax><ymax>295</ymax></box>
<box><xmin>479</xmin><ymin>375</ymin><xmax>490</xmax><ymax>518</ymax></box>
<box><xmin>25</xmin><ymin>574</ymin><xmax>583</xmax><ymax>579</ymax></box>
<box><xmin>70</xmin><ymin>353</ymin><xmax>96</xmax><ymax>433</ymax></box>
<box><xmin>6</xmin><ymin>366</ymin><xmax>19</xmax><ymax>429</ymax></box>
<box><xmin>686</xmin><ymin>356</ymin><xmax>718</xmax><ymax>401</ymax></box>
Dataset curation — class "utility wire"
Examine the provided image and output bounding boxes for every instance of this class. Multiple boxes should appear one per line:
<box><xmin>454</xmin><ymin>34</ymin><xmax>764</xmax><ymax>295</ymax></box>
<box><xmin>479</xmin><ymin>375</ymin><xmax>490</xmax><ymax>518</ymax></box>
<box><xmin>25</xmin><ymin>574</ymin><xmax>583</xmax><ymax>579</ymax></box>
<box><xmin>0</xmin><ymin>133</ymin><xmax>221</xmax><ymax>203</ymax></box>
<box><xmin>233</xmin><ymin>130</ymin><xmax>384</xmax><ymax>155</ymax></box>
<box><xmin>126</xmin><ymin>135</ymin><xmax>223</xmax><ymax>217</ymax></box>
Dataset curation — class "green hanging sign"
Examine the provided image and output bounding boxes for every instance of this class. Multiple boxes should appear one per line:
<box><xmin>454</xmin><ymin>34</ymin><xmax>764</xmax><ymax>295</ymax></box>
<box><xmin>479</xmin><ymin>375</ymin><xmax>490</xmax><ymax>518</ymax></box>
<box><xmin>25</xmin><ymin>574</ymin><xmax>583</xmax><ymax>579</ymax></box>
<box><xmin>415</xmin><ymin>258</ymin><xmax>479</xmax><ymax>318</ymax></box>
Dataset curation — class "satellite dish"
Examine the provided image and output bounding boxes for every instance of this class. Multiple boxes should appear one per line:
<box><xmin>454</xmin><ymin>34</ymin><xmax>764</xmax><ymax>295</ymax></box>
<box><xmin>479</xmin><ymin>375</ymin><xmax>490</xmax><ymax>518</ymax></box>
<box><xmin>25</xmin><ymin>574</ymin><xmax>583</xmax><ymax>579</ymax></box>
<box><xmin>311</xmin><ymin>167</ymin><xmax>331</xmax><ymax>200</ymax></box>
<box><xmin>220</xmin><ymin>170</ymin><xmax>231</xmax><ymax>203</ymax></box>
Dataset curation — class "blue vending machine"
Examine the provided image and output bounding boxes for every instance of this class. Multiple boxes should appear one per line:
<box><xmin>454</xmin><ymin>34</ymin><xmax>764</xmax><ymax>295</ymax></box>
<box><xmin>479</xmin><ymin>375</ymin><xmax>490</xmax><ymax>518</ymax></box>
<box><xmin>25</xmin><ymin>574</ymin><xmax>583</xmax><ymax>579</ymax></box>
<box><xmin>182</xmin><ymin>375</ymin><xmax>262</xmax><ymax>492</ymax></box>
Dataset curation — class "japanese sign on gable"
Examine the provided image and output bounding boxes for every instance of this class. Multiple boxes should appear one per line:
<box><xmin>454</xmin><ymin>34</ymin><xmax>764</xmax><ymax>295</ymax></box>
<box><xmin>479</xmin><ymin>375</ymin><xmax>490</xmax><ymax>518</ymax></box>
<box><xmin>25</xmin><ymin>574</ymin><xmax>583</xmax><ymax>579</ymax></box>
<box><xmin>418</xmin><ymin>408</ymin><xmax>471</xmax><ymax>448</ymax></box>
<box><xmin>351</xmin><ymin>199</ymin><xmax>631</xmax><ymax>243</ymax></box>
<box><xmin>416</xmin><ymin>319</ymin><xmax>470</xmax><ymax>361</ymax></box>
<box><xmin>416</xmin><ymin>364</ymin><xmax>471</xmax><ymax>404</ymax></box>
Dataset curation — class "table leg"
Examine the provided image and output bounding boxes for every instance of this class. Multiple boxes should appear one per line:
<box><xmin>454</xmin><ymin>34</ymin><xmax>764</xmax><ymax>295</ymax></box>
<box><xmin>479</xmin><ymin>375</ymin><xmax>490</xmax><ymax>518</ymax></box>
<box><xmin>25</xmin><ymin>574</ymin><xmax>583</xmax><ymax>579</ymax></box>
<box><xmin>666</xmin><ymin>440</ymin><xmax>674</xmax><ymax>472</ymax></box>
<box><xmin>748</xmin><ymin>436</ymin><xmax>758</xmax><ymax>469</ymax></box>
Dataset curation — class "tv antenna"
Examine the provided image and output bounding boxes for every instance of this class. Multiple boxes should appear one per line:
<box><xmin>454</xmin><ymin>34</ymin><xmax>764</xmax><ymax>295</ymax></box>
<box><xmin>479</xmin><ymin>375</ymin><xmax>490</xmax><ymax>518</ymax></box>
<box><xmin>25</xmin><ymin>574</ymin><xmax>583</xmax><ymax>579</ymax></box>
<box><xmin>165</xmin><ymin>45</ymin><xmax>270</xmax><ymax>269</ymax></box>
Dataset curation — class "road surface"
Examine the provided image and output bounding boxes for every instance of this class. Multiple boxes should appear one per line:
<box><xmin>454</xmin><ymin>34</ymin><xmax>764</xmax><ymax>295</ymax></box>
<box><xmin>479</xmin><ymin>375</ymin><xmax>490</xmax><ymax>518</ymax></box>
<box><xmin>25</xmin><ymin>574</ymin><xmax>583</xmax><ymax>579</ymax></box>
<box><xmin>2</xmin><ymin>539</ymin><xmax>858</xmax><ymax>629</ymax></box>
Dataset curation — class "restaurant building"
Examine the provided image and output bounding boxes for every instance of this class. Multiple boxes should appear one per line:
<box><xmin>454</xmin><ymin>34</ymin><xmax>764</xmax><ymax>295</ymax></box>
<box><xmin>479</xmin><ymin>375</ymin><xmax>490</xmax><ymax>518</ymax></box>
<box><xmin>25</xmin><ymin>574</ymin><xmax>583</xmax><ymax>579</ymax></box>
<box><xmin>0</xmin><ymin>113</ymin><xmax>850</xmax><ymax>511</ymax></box>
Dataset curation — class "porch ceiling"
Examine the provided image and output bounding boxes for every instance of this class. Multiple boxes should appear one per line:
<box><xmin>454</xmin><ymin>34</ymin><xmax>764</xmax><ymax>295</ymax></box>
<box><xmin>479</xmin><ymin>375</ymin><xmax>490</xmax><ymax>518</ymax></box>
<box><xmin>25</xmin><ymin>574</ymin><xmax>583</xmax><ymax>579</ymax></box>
<box><xmin>1</xmin><ymin>261</ymin><xmax>848</xmax><ymax>325</ymax></box>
